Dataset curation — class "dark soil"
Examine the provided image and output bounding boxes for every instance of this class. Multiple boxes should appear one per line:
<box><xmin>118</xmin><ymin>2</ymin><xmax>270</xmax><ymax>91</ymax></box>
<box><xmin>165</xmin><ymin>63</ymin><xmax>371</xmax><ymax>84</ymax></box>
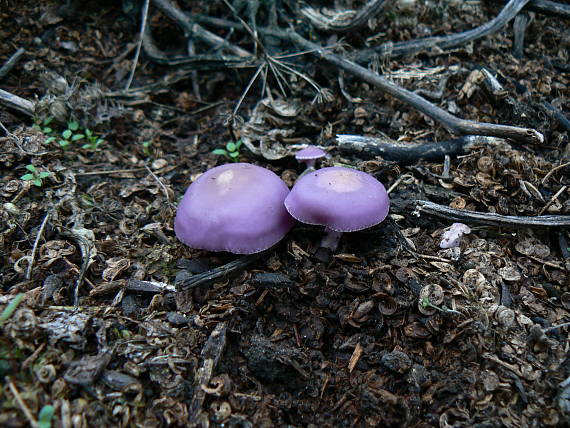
<box><xmin>1</xmin><ymin>1</ymin><xmax>569</xmax><ymax>427</ymax></box>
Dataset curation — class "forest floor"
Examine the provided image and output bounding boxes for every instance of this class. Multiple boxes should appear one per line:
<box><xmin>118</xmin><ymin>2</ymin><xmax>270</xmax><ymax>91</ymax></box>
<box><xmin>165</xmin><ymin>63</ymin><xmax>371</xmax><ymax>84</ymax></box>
<box><xmin>0</xmin><ymin>0</ymin><xmax>569</xmax><ymax>427</ymax></box>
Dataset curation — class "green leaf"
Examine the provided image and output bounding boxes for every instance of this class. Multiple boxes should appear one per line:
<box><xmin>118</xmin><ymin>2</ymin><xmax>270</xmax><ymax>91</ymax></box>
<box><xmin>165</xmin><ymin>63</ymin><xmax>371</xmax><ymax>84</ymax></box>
<box><xmin>235</xmin><ymin>139</ymin><xmax>243</xmax><ymax>149</ymax></box>
<box><xmin>82</xmin><ymin>143</ymin><xmax>90</xmax><ymax>149</ymax></box>
<box><xmin>33</xmin><ymin>179</ymin><xmax>42</xmax><ymax>186</ymax></box>
<box><xmin>85</xmin><ymin>129</ymin><xmax>93</xmax><ymax>137</ymax></box>
<box><xmin>229</xmin><ymin>151</ymin><xmax>240</xmax><ymax>158</ymax></box>
<box><xmin>43</xmin><ymin>116</ymin><xmax>54</xmax><ymax>126</ymax></box>
<box><xmin>38</xmin><ymin>405</ymin><xmax>55</xmax><ymax>428</ymax></box>
<box><xmin>21</xmin><ymin>173</ymin><xmax>34</xmax><ymax>181</ymax></box>
<box><xmin>72</xmin><ymin>134</ymin><xmax>85</xmax><ymax>141</ymax></box>
<box><xmin>212</xmin><ymin>149</ymin><xmax>228</xmax><ymax>157</ymax></box>
<box><xmin>59</xmin><ymin>139</ymin><xmax>69</xmax><ymax>147</ymax></box>
<box><xmin>25</xmin><ymin>164</ymin><xmax>37</xmax><ymax>172</ymax></box>
<box><xmin>39</xmin><ymin>171</ymin><xmax>51</xmax><ymax>179</ymax></box>
<box><xmin>226</xmin><ymin>142</ymin><xmax>236</xmax><ymax>152</ymax></box>
<box><xmin>43</xmin><ymin>127</ymin><xmax>53</xmax><ymax>134</ymax></box>
<box><xmin>0</xmin><ymin>293</ymin><xmax>25</xmax><ymax>325</ymax></box>
<box><xmin>68</xmin><ymin>121</ymin><xmax>79</xmax><ymax>131</ymax></box>
<box><xmin>45</xmin><ymin>136</ymin><xmax>56</xmax><ymax>143</ymax></box>
<box><xmin>32</xmin><ymin>124</ymin><xmax>41</xmax><ymax>131</ymax></box>
<box><xmin>62</xmin><ymin>130</ymin><xmax>72</xmax><ymax>139</ymax></box>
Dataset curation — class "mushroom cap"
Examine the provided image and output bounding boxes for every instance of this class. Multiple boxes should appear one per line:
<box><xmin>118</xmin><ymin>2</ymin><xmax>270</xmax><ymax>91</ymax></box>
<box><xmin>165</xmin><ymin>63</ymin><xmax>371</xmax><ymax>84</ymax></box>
<box><xmin>295</xmin><ymin>146</ymin><xmax>327</xmax><ymax>161</ymax></box>
<box><xmin>284</xmin><ymin>167</ymin><xmax>390</xmax><ymax>232</ymax></box>
<box><xmin>174</xmin><ymin>163</ymin><xmax>294</xmax><ymax>254</ymax></box>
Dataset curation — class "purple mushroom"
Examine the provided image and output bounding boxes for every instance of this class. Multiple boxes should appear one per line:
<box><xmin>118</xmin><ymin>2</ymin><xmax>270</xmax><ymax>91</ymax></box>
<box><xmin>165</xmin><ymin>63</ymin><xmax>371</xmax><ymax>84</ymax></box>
<box><xmin>284</xmin><ymin>167</ymin><xmax>390</xmax><ymax>251</ymax></box>
<box><xmin>174</xmin><ymin>163</ymin><xmax>294</xmax><ymax>254</ymax></box>
<box><xmin>440</xmin><ymin>223</ymin><xmax>471</xmax><ymax>249</ymax></box>
<box><xmin>295</xmin><ymin>146</ymin><xmax>328</xmax><ymax>170</ymax></box>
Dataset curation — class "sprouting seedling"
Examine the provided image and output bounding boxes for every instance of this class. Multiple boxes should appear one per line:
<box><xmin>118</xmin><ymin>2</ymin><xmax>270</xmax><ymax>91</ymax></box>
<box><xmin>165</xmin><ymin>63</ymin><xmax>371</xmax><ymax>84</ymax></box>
<box><xmin>141</xmin><ymin>140</ymin><xmax>152</xmax><ymax>157</ymax></box>
<box><xmin>81</xmin><ymin>129</ymin><xmax>104</xmax><ymax>150</ymax></box>
<box><xmin>212</xmin><ymin>139</ymin><xmax>243</xmax><ymax>162</ymax></box>
<box><xmin>20</xmin><ymin>165</ymin><xmax>51</xmax><ymax>187</ymax></box>
<box><xmin>420</xmin><ymin>296</ymin><xmax>461</xmax><ymax>315</ymax></box>
<box><xmin>58</xmin><ymin>120</ymin><xmax>84</xmax><ymax>149</ymax></box>
<box><xmin>32</xmin><ymin>116</ymin><xmax>57</xmax><ymax>144</ymax></box>
<box><xmin>0</xmin><ymin>293</ymin><xmax>24</xmax><ymax>326</ymax></box>
<box><xmin>38</xmin><ymin>404</ymin><xmax>55</xmax><ymax>428</ymax></box>
<box><xmin>32</xmin><ymin>116</ymin><xmax>54</xmax><ymax>134</ymax></box>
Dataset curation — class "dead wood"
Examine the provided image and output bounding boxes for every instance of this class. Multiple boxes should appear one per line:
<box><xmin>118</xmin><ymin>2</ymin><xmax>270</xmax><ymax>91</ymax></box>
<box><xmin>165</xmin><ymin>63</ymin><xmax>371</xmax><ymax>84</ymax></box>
<box><xmin>415</xmin><ymin>200</ymin><xmax>570</xmax><ymax>227</ymax></box>
<box><xmin>354</xmin><ymin>0</ymin><xmax>532</xmax><ymax>62</ymax></box>
<box><xmin>336</xmin><ymin>134</ymin><xmax>506</xmax><ymax>163</ymax></box>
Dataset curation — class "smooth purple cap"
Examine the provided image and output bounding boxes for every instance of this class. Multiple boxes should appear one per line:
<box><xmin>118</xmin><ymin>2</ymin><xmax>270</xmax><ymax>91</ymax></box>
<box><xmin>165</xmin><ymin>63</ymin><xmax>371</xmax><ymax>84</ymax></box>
<box><xmin>295</xmin><ymin>146</ymin><xmax>327</xmax><ymax>161</ymax></box>
<box><xmin>284</xmin><ymin>167</ymin><xmax>390</xmax><ymax>232</ymax></box>
<box><xmin>175</xmin><ymin>163</ymin><xmax>294</xmax><ymax>254</ymax></box>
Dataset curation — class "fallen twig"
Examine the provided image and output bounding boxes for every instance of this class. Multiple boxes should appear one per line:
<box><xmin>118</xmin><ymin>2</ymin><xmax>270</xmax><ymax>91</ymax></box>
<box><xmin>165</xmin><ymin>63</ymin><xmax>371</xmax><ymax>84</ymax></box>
<box><xmin>126</xmin><ymin>279</ymin><xmax>175</xmax><ymax>293</ymax></box>
<box><xmin>355</xmin><ymin>0</ymin><xmax>531</xmax><ymax>61</ymax></box>
<box><xmin>0</xmin><ymin>88</ymin><xmax>34</xmax><ymax>116</ymax></box>
<box><xmin>6</xmin><ymin>377</ymin><xmax>38</xmax><ymax>428</ymax></box>
<box><xmin>188</xmin><ymin>322</ymin><xmax>227</xmax><ymax>423</ymax></box>
<box><xmin>415</xmin><ymin>200</ymin><xmax>570</xmax><ymax>227</ymax></box>
<box><xmin>25</xmin><ymin>211</ymin><xmax>50</xmax><ymax>281</ymax></box>
<box><xmin>0</xmin><ymin>48</ymin><xmax>25</xmax><ymax>79</ymax></box>
<box><xmin>176</xmin><ymin>251</ymin><xmax>265</xmax><ymax>291</ymax></box>
<box><xmin>336</xmin><ymin>134</ymin><xmax>506</xmax><ymax>163</ymax></box>
<box><xmin>125</xmin><ymin>0</ymin><xmax>150</xmax><ymax>89</ymax></box>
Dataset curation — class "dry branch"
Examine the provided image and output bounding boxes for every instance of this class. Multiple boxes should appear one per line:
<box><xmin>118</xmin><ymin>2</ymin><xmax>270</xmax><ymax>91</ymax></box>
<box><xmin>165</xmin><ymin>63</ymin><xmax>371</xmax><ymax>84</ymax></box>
<box><xmin>0</xmin><ymin>88</ymin><xmax>34</xmax><ymax>117</ymax></box>
<box><xmin>415</xmin><ymin>200</ymin><xmax>570</xmax><ymax>227</ymax></box>
<box><xmin>355</xmin><ymin>0</ymin><xmax>531</xmax><ymax>62</ymax></box>
<box><xmin>336</xmin><ymin>134</ymin><xmax>506</xmax><ymax>163</ymax></box>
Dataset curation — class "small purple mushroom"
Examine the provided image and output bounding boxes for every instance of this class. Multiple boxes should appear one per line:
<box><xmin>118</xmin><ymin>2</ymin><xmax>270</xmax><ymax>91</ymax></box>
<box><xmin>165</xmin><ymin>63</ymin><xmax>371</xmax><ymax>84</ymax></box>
<box><xmin>440</xmin><ymin>223</ymin><xmax>471</xmax><ymax>249</ymax></box>
<box><xmin>174</xmin><ymin>163</ymin><xmax>294</xmax><ymax>254</ymax></box>
<box><xmin>295</xmin><ymin>146</ymin><xmax>327</xmax><ymax>170</ymax></box>
<box><xmin>284</xmin><ymin>167</ymin><xmax>390</xmax><ymax>251</ymax></box>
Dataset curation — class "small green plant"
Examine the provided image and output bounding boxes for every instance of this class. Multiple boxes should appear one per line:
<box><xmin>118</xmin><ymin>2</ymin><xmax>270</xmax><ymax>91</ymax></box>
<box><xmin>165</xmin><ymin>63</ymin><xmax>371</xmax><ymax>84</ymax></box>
<box><xmin>38</xmin><ymin>405</ymin><xmax>55</xmax><ymax>428</ymax></box>
<box><xmin>81</xmin><ymin>129</ymin><xmax>104</xmax><ymax>150</ymax></box>
<box><xmin>32</xmin><ymin>116</ymin><xmax>57</xmax><ymax>144</ymax></box>
<box><xmin>420</xmin><ymin>296</ymin><xmax>461</xmax><ymax>315</ymax></box>
<box><xmin>212</xmin><ymin>139</ymin><xmax>243</xmax><ymax>162</ymax></box>
<box><xmin>0</xmin><ymin>293</ymin><xmax>24</xmax><ymax>326</ymax></box>
<box><xmin>20</xmin><ymin>165</ymin><xmax>51</xmax><ymax>187</ymax></box>
<box><xmin>58</xmin><ymin>120</ymin><xmax>84</xmax><ymax>150</ymax></box>
<box><xmin>141</xmin><ymin>140</ymin><xmax>152</xmax><ymax>157</ymax></box>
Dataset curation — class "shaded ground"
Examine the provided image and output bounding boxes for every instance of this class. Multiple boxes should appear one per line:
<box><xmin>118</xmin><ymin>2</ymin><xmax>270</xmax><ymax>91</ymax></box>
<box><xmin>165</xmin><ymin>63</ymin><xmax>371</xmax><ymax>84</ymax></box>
<box><xmin>0</xmin><ymin>1</ymin><xmax>569</xmax><ymax>427</ymax></box>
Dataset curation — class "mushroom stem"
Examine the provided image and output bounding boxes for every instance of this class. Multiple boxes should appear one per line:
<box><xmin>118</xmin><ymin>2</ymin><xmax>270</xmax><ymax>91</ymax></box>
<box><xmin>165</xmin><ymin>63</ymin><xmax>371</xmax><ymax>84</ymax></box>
<box><xmin>303</xmin><ymin>159</ymin><xmax>316</xmax><ymax>169</ymax></box>
<box><xmin>298</xmin><ymin>165</ymin><xmax>316</xmax><ymax>178</ymax></box>
<box><xmin>320</xmin><ymin>227</ymin><xmax>343</xmax><ymax>250</ymax></box>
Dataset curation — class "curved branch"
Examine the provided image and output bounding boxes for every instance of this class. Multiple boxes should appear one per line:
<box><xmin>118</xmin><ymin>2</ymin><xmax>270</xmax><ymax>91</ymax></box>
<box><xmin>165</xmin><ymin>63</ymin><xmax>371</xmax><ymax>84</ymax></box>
<box><xmin>355</xmin><ymin>0</ymin><xmax>531</xmax><ymax>62</ymax></box>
